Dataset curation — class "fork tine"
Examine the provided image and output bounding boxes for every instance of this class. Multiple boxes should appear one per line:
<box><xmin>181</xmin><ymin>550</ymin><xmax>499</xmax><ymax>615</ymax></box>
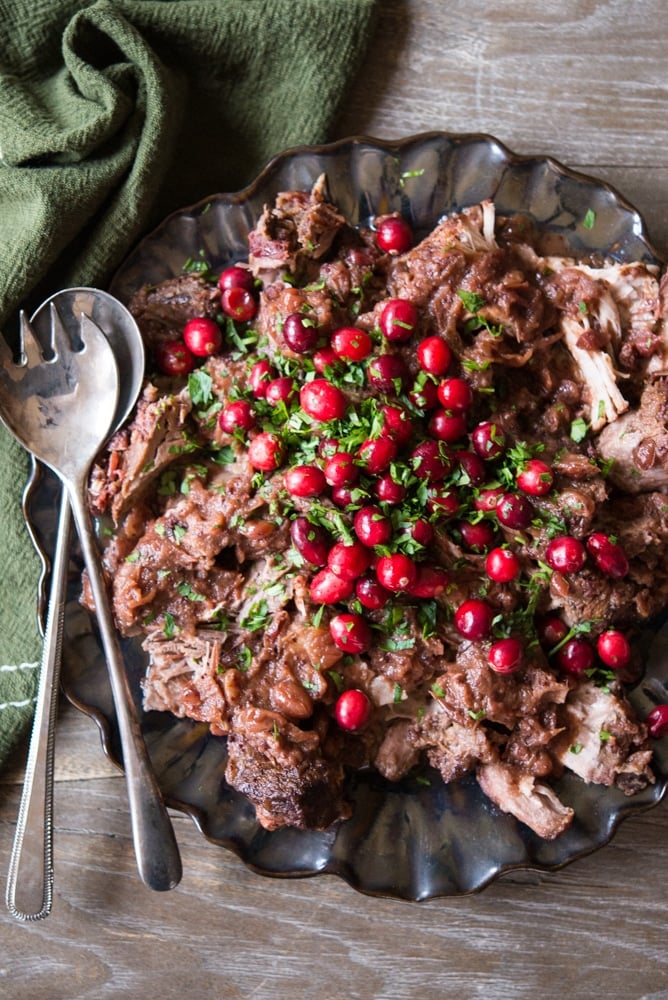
<box><xmin>19</xmin><ymin>311</ymin><xmax>44</xmax><ymax>367</ymax></box>
<box><xmin>49</xmin><ymin>302</ymin><xmax>72</xmax><ymax>360</ymax></box>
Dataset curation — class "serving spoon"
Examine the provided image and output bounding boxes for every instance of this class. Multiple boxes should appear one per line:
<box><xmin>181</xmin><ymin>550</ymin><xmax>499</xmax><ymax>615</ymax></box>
<box><xmin>3</xmin><ymin>292</ymin><xmax>181</xmax><ymax>920</ymax></box>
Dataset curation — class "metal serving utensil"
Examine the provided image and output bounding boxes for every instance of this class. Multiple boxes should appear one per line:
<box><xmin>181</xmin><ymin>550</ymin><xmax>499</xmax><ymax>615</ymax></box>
<box><xmin>1</xmin><ymin>301</ymin><xmax>181</xmax><ymax>919</ymax></box>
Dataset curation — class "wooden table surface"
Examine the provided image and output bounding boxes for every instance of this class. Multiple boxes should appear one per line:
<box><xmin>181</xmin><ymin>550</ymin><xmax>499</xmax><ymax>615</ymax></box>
<box><xmin>3</xmin><ymin>3</ymin><xmax>668</xmax><ymax>998</ymax></box>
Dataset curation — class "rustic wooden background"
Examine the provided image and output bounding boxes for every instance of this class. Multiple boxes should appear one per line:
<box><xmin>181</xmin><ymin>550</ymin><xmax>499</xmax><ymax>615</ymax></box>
<box><xmin>2</xmin><ymin>3</ymin><xmax>668</xmax><ymax>997</ymax></box>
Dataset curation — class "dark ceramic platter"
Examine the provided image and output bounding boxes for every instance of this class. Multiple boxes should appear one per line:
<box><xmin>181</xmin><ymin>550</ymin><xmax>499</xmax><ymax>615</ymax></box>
<box><xmin>29</xmin><ymin>134</ymin><xmax>668</xmax><ymax>900</ymax></box>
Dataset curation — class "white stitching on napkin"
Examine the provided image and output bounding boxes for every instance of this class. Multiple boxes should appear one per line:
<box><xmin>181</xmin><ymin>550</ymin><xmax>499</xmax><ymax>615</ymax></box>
<box><xmin>0</xmin><ymin>662</ymin><xmax>39</xmax><ymax>672</ymax></box>
<box><xmin>0</xmin><ymin>697</ymin><xmax>37</xmax><ymax>711</ymax></box>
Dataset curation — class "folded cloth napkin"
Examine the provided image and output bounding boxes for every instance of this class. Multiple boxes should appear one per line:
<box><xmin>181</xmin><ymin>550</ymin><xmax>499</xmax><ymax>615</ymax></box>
<box><xmin>0</xmin><ymin>0</ymin><xmax>376</xmax><ymax>771</ymax></box>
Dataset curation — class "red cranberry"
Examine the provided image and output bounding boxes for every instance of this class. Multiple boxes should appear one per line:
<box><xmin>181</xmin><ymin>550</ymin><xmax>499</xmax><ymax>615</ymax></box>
<box><xmin>555</xmin><ymin>638</ymin><xmax>595</xmax><ymax>676</ymax></box>
<box><xmin>375</xmin><ymin>216</ymin><xmax>413</xmax><ymax>254</ymax></box>
<box><xmin>586</xmin><ymin>533</ymin><xmax>629</xmax><ymax>579</ymax></box>
<box><xmin>155</xmin><ymin>340</ymin><xmax>195</xmax><ymax>377</ymax></box>
<box><xmin>485</xmin><ymin>547</ymin><xmax>520</xmax><ymax>583</ymax></box>
<box><xmin>219</xmin><ymin>399</ymin><xmax>256</xmax><ymax>434</ymax></box>
<box><xmin>328</xmin><ymin>540</ymin><xmax>371</xmax><ymax>581</ymax></box>
<box><xmin>457</xmin><ymin>450</ymin><xmax>487</xmax><ymax>486</ymax></box>
<box><xmin>426</xmin><ymin>487</ymin><xmax>460</xmax><ymax>518</ymax></box>
<box><xmin>379</xmin><ymin>403</ymin><xmax>413</xmax><ymax>445</ymax></box>
<box><xmin>324</xmin><ymin>451</ymin><xmax>359</xmax><ymax>488</ymax></box>
<box><xmin>265</xmin><ymin>376</ymin><xmax>296</xmax><ymax>407</ymax></box>
<box><xmin>597</xmin><ymin>630</ymin><xmax>632</xmax><ymax>669</ymax></box>
<box><xmin>409</xmin><ymin>564</ymin><xmax>450</xmax><ymax>598</ymax></box>
<box><xmin>366</xmin><ymin>354</ymin><xmax>409</xmax><ymax>394</ymax></box>
<box><xmin>517</xmin><ymin>458</ymin><xmax>554</xmax><ymax>497</ymax></box>
<box><xmin>221</xmin><ymin>286</ymin><xmax>257</xmax><ymax>321</ymax></box>
<box><xmin>471</xmin><ymin>421</ymin><xmax>507</xmax><ymax>460</ymax></box>
<box><xmin>183</xmin><ymin>317</ymin><xmax>222</xmax><ymax>357</ymax></box>
<box><xmin>283</xmin><ymin>313</ymin><xmax>319</xmax><ymax>354</ymax></box>
<box><xmin>545</xmin><ymin>535</ymin><xmax>587</xmax><ymax>573</ymax></box>
<box><xmin>330</xmin><ymin>613</ymin><xmax>372</xmax><ymax>654</ymax></box>
<box><xmin>249</xmin><ymin>359</ymin><xmax>274</xmax><ymax>398</ymax></box>
<box><xmin>417</xmin><ymin>336</ymin><xmax>451</xmax><ymax>376</ymax></box>
<box><xmin>355</xmin><ymin>574</ymin><xmax>391</xmax><ymax>610</ymax></box>
<box><xmin>537</xmin><ymin>616</ymin><xmax>569</xmax><ymax>649</ymax></box>
<box><xmin>313</xmin><ymin>346</ymin><xmax>341</xmax><ymax>374</ymax></box>
<box><xmin>408</xmin><ymin>378</ymin><xmax>440</xmax><ymax>411</ymax></box>
<box><xmin>646</xmin><ymin>704</ymin><xmax>668</xmax><ymax>738</ymax></box>
<box><xmin>375</xmin><ymin>473</ymin><xmax>406</xmax><ymax>504</ymax></box>
<box><xmin>358</xmin><ymin>436</ymin><xmax>397</xmax><ymax>475</ymax></box>
<box><xmin>454</xmin><ymin>598</ymin><xmax>494</xmax><ymax>640</ymax></box>
<box><xmin>495</xmin><ymin>492</ymin><xmax>534</xmax><ymax>530</ymax></box>
<box><xmin>309</xmin><ymin>567</ymin><xmax>354</xmax><ymax>604</ymax></box>
<box><xmin>379</xmin><ymin>298</ymin><xmax>418</xmax><ymax>342</ymax></box>
<box><xmin>456</xmin><ymin>519</ymin><xmax>495</xmax><ymax>552</ymax></box>
<box><xmin>300</xmin><ymin>379</ymin><xmax>347</xmax><ymax>422</ymax></box>
<box><xmin>331</xmin><ymin>485</ymin><xmax>355</xmax><ymax>507</ymax></box>
<box><xmin>290</xmin><ymin>517</ymin><xmax>329</xmax><ymax>566</ymax></box>
<box><xmin>334</xmin><ymin>688</ymin><xmax>372</xmax><ymax>730</ymax></box>
<box><xmin>218</xmin><ymin>264</ymin><xmax>254</xmax><ymax>292</ymax></box>
<box><xmin>428</xmin><ymin>408</ymin><xmax>468</xmax><ymax>443</ymax></box>
<box><xmin>411</xmin><ymin>518</ymin><xmax>434</xmax><ymax>546</ymax></box>
<box><xmin>488</xmin><ymin>637</ymin><xmax>524</xmax><ymax>674</ymax></box>
<box><xmin>410</xmin><ymin>440</ymin><xmax>452</xmax><ymax>483</ymax></box>
<box><xmin>354</xmin><ymin>505</ymin><xmax>393</xmax><ymax>547</ymax></box>
<box><xmin>376</xmin><ymin>553</ymin><xmax>417</xmax><ymax>592</ymax></box>
<box><xmin>247</xmin><ymin>432</ymin><xmax>284</xmax><ymax>471</ymax></box>
<box><xmin>284</xmin><ymin>465</ymin><xmax>326</xmax><ymax>498</ymax></box>
<box><xmin>437</xmin><ymin>378</ymin><xmax>473</xmax><ymax>413</ymax></box>
<box><xmin>331</xmin><ymin>326</ymin><xmax>373</xmax><ymax>361</ymax></box>
<box><xmin>473</xmin><ymin>486</ymin><xmax>504</xmax><ymax>512</ymax></box>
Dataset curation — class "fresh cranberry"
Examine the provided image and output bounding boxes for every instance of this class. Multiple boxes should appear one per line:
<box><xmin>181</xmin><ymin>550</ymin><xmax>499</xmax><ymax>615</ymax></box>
<box><xmin>488</xmin><ymin>637</ymin><xmax>524</xmax><ymax>674</ymax></box>
<box><xmin>155</xmin><ymin>340</ymin><xmax>195</xmax><ymax>377</ymax></box>
<box><xmin>354</xmin><ymin>505</ymin><xmax>393</xmax><ymax>547</ymax></box>
<box><xmin>309</xmin><ymin>567</ymin><xmax>354</xmax><ymax>604</ymax></box>
<box><xmin>646</xmin><ymin>704</ymin><xmax>668</xmax><ymax>738</ymax></box>
<box><xmin>428</xmin><ymin>409</ymin><xmax>468</xmax><ymax>443</ymax></box>
<box><xmin>379</xmin><ymin>403</ymin><xmax>413</xmax><ymax>445</ymax></box>
<box><xmin>516</xmin><ymin>458</ymin><xmax>554</xmax><ymax>497</ymax></box>
<box><xmin>454</xmin><ymin>598</ymin><xmax>494</xmax><ymax>640</ymax></box>
<box><xmin>221</xmin><ymin>286</ymin><xmax>257</xmax><ymax>321</ymax></box>
<box><xmin>410</xmin><ymin>440</ymin><xmax>452</xmax><ymax>482</ymax></box>
<box><xmin>376</xmin><ymin>553</ymin><xmax>418</xmax><ymax>592</ymax></box>
<box><xmin>366</xmin><ymin>354</ymin><xmax>409</xmax><ymax>395</ymax></box>
<box><xmin>300</xmin><ymin>379</ymin><xmax>347</xmax><ymax>421</ymax></box>
<box><xmin>537</xmin><ymin>616</ymin><xmax>569</xmax><ymax>649</ymax></box>
<box><xmin>247</xmin><ymin>432</ymin><xmax>284</xmax><ymax>471</ymax></box>
<box><xmin>495</xmin><ymin>492</ymin><xmax>534</xmax><ymax>530</ymax></box>
<box><xmin>283</xmin><ymin>313</ymin><xmax>319</xmax><ymax>354</ymax></box>
<box><xmin>330</xmin><ymin>613</ymin><xmax>372</xmax><ymax>654</ymax></box>
<box><xmin>417</xmin><ymin>336</ymin><xmax>451</xmax><ymax>376</ymax></box>
<box><xmin>473</xmin><ymin>486</ymin><xmax>504</xmax><ymax>512</ymax></box>
<box><xmin>218</xmin><ymin>264</ymin><xmax>254</xmax><ymax>292</ymax></box>
<box><xmin>437</xmin><ymin>378</ymin><xmax>473</xmax><ymax>413</ymax></box>
<box><xmin>456</xmin><ymin>519</ymin><xmax>495</xmax><ymax>552</ymax></box>
<box><xmin>471</xmin><ymin>421</ymin><xmax>507</xmax><ymax>460</ymax></box>
<box><xmin>358</xmin><ymin>436</ymin><xmax>397</xmax><ymax>475</ymax></box>
<box><xmin>219</xmin><ymin>399</ymin><xmax>256</xmax><ymax>434</ymax></box>
<box><xmin>331</xmin><ymin>326</ymin><xmax>373</xmax><ymax>361</ymax></box>
<box><xmin>457</xmin><ymin>450</ymin><xmax>486</xmax><ymax>486</ymax></box>
<box><xmin>485</xmin><ymin>547</ymin><xmax>521</xmax><ymax>583</ymax></box>
<box><xmin>355</xmin><ymin>574</ymin><xmax>391</xmax><ymax>610</ymax></box>
<box><xmin>328</xmin><ymin>540</ymin><xmax>371</xmax><ymax>581</ymax></box>
<box><xmin>586</xmin><ymin>533</ymin><xmax>630</xmax><ymax>579</ymax></box>
<box><xmin>334</xmin><ymin>688</ymin><xmax>372</xmax><ymax>730</ymax></box>
<box><xmin>555</xmin><ymin>638</ymin><xmax>595</xmax><ymax>675</ymax></box>
<box><xmin>597</xmin><ymin>630</ymin><xmax>632</xmax><ymax>669</ymax></box>
<box><xmin>265</xmin><ymin>376</ymin><xmax>296</xmax><ymax>407</ymax></box>
<box><xmin>324</xmin><ymin>451</ymin><xmax>359</xmax><ymax>488</ymax></box>
<box><xmin>331</xmin><ymin>485</ymin><xmax>355</xmax><ymax>507</ymax></box>
<box><xmin>183</xmin><ymin>317</ymin><xmax>222</xmax><ymax>357</ymax></box>
<box><xmin>545</xmin><ymin>535</ymin><xmax>587</xmax><ymax>574</ymax></box>
<box><xmin>409</xmin><ymin>564</ymin><xmax>451</xmax><ymax>598</ymax></box>
<box><xmin>249</xmin><ymin>359</ymin><xmax>274</xmax><ymax>398</ymax></box>
<box><xmin>426</xmin><ymin>487</ymin><xmax>460</xmax><ymax>517</ymax></box>
<box><xmin>411</xmin><ymin>518</ymin><xmax>434</xmax><ymax>546</ymax></box>
<box><xmin>375</xmin><ymin>473</ymin><xmax>406</xmax><ymax>504</ymax></box>
<box><xmin>290</xmin><ymin>517</ymin><xmax>330</xmax><ymax>565</ymax></box>
<box><xmin>312</xmin><ymin>346</ymin><xmax>341</xmax><ymax>374</ymax></box>
<box><xmin>408</xmin><ymin>378</ymin><xmax>440</xmax><ymax>411</ymax></box>
<box><xmin>375</xmin><ymin>215</ymin><xmax>413</xmax><ymax>254</ymax></box>
<box><xmin>379</xmin><ymin>298</ymin><xmax>418</xmax><ymax>342</ymax></box>
<box><xmin>284</xmin><ymin>465</ymin><xmax>326</xmax><ymax>498</ymax></box>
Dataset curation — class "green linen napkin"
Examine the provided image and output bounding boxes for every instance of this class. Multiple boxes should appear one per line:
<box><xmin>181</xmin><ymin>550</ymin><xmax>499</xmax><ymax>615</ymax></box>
<box><xmin>0</xmin><ymin>0</ymin><xmax>376</xmax><ymax>770</ymax></box>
